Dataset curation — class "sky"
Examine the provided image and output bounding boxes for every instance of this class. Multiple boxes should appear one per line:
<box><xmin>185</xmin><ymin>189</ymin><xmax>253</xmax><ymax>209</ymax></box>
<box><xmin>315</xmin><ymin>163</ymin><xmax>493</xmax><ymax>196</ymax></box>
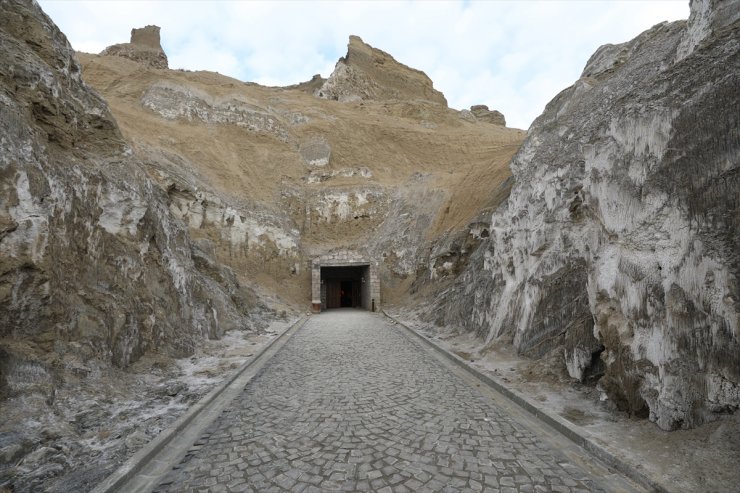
<box><xmin>38</xmin><ymin>1</ymin><xmax>689</xmax><ymax>130</ymax></box>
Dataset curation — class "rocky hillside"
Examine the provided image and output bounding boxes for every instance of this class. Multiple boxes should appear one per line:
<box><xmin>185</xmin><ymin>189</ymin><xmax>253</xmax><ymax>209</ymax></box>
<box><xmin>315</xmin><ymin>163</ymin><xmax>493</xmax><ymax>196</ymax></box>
<box><xmin>428</xmin><ymin>0</ymin><xmax>739</xmax><ymax>430</ymax></box>
<box><xmin>76</xmin><ymin>27</ymin><xmax>524</xmax><ymax>306</ymax></box>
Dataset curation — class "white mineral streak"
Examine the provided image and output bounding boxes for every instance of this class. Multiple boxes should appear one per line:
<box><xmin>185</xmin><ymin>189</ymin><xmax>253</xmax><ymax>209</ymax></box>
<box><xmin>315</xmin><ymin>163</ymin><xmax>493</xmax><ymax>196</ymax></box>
<box><xmin>440</xmin><ymin>3</ymin><xmax>739</xmax><ymax>430</ymax></box>
<box><xmin>306</xmin><ymin>167</ymin><xmax>372</xmax><ymax>184</ymax></box>
<box><xmin>313</xmin><ymin>190</ymin><xmax>381</xmax><ymax>222</ymax></box>
<box><xmin>97</xmin><ymin>188</ymin><xmax>147</xmax><ymax>236</ymax></box>
<box><xmin>142</xmin><ymin>83</ymin><xmax>292</xmax><ymax>142</ymax></box>
<box><xmin>168</xmin><ymin>188</ymin><xmax>299</xmax><ymax>257</ymax></box>
<box><xmin>5</xmin><ymin>172</ymin><xmax>48</xmax><ymax>263</ymax></box>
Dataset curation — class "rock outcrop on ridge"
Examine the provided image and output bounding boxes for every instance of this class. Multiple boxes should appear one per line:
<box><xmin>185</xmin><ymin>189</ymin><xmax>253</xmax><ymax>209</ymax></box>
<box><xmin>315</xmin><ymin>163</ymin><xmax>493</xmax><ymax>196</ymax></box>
<box><xmin>470</xmin><ymin>105</ymin><xmax>506</xmax><ymax>126</ymax></box>
<box><xmin>100</xmin><ymin>25</ymin><xmax>168</xmax><ymax>69</ymax></box>
<box><xmin>432</xmin><ymin>0</ymin><xmax>739</xmax><ymax>430</ymax></box>
<box><xmin>317</xmin><ymin>35</ymin><xmax>448</xmax><ymax>105</ymax></box>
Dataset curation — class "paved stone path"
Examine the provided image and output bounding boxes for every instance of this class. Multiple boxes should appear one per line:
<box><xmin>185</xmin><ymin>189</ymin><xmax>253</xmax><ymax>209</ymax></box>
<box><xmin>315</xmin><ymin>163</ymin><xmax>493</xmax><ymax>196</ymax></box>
<box><xmin>154</xmin><ymin>311</ymin><xmax>628</xmax><ymax>493</ymax></box>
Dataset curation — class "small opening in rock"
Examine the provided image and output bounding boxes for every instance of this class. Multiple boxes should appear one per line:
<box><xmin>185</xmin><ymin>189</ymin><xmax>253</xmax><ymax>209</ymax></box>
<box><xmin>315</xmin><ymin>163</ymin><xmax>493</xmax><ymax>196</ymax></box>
<box><xmin>583</xmin><ymin>345</ymin><xmax>606</xmax><ymax>384</ymax></box>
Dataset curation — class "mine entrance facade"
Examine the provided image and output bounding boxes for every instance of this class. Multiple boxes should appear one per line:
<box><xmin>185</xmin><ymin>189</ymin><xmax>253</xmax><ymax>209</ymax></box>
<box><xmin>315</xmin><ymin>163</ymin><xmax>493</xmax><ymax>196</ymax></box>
<box><xmin>321</xmin><ymin>265</ymin><xmax>369</xmax><ymax>310</ymax></box>
<box><xmin>312</xmin><ymin>252</ymin><xmax>380</xmax><ymax>313</ymax></box>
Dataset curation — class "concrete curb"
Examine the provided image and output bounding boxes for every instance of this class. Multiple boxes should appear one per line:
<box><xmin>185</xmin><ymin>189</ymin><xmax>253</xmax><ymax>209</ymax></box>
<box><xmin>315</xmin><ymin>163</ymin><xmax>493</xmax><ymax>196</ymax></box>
<box><xmin>92</xmin><ymin>315</ymin><xmax>310</xmax><ymax>493</ymax></box>
<box><xmin>382</xmin><ymin>311</ymin><xmax>669</xmax><ymax>493</ymax></box>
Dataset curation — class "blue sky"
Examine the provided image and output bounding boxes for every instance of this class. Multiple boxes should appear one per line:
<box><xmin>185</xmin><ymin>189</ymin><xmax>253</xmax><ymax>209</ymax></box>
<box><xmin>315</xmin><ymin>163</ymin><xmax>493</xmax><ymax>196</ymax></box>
<box><xmin>38</xmin><ymin>1</ymin><xmax>688</xmax><ymax>129</ymax></box>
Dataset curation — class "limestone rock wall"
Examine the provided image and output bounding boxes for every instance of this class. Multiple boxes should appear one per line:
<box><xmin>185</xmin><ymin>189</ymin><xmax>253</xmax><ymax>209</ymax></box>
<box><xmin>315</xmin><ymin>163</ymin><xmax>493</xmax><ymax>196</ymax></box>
<box><xmin>0</xmin><ymin>0</ymin><xmax>259</xmax><ymax>370</ymax></box>
<box><xmin>435</xmin><ymin>0</ymin><xmax>739</xmax><ymax>430</ymax></box>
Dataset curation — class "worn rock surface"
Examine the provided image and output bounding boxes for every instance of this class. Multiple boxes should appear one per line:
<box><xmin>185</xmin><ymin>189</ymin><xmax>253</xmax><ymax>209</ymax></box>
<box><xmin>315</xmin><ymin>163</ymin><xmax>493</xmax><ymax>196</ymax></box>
<box><xmin>431</xmin><ymin>0</ymin><xmax>739</xmax><ymax>430</ymax></box>
<box><xmin>470</xmin><ymin>105</ymin><xmax>506</xmax><ymax>126</ymax></box>
<box><xmin>99</xmin><ymin>25</ymin><xmax>168</xmax><ymax>69</ymax></box>
<box><xmin>0</xmin><ymin>0</ymin><xmax>274</xmax><ymax>489</ymax></box>
<box><xmin>317</xmin><ymin>35</ymin><xmax>448</xmax><ymax>105</ymax></box>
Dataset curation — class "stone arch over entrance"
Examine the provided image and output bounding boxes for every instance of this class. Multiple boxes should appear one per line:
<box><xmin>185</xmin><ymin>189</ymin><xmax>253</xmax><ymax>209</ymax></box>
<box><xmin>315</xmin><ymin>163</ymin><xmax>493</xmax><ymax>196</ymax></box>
<box><xmin>312</xmin><ymin>251</ymin><xmax>380</xmax><ymax>313</ymax></box>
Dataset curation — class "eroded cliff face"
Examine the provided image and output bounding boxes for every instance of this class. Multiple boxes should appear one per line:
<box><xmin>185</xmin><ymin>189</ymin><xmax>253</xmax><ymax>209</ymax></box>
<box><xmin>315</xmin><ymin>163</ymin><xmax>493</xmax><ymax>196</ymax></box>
<box><xmin>0</xmin><ymin>1</ymin><xmax>276</xmax><ymax>488</ymax></box>
<box><xmin>0</xmin><ymin>0</ymin><xmax>268</xmax><ymax>416</ymax></box>
<box><xmin>433</xmin><ymin>0</ymin><xmax>739</xmax><ymax>430</ymax></box>
<box><xmin>0</xmin><ymin>0</ymin><xmax>266</xmax><ymax>367</ymax></box>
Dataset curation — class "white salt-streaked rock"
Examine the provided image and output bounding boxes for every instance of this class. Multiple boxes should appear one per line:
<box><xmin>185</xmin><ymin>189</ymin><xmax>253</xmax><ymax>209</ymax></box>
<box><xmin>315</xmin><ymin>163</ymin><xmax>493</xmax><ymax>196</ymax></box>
<box><xmin>435</xmin><ymin>0</ymin><xmax>739</xmax><ymax>430</ymax></box>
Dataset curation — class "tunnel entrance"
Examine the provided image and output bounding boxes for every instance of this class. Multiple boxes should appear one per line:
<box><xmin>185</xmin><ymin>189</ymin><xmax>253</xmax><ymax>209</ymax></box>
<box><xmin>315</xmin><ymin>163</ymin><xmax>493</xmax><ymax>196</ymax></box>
<box><xmin>340</xmin><ymin>281</ymin><xmax>353</xmax><ymax>307</ymax></box>
<box><xmin>312</xmin><ymin>252</ymin><xmax>380</xmax><ymax>313</ymax></box>
<box><xmin>321</xmin><ymin>266</ymin><xmax>368</xmax><ymax>309</ymax></box>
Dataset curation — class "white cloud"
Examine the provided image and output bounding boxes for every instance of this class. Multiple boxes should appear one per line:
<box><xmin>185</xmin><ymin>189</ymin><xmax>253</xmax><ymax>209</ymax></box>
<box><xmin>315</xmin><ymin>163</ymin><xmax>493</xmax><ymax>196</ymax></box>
<box><xmin>38</xmin><ymin>0</ymin><xmax>688</xmax><ymax>129</ymax></box>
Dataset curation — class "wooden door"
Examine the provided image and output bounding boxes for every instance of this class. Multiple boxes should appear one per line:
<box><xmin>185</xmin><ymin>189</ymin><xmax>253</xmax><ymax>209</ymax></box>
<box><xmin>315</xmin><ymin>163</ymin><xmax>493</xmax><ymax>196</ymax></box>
<box><xmin>326</xmin><ymin>279</ymin><xmax>341</xmax><ymax>309</ymax></box>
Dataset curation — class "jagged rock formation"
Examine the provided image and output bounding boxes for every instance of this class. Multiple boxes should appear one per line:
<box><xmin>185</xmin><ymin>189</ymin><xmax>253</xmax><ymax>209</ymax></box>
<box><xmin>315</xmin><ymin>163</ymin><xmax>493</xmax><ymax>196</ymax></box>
<box><xmin>470</xmin><ymin>105</ymin><xmax>506</xmax><ymax>126</ymax></box>
<box><xmin>433</xmin><ymin>0</ymin><xmax>739</xmax><ymax>430</ymax></box>
<box><xmin>100</xmin><ymin>25</ymin><xmax>168</xmax><ymax>69</ymax></box>
<box><xmin>459</xmin><ymin>105</ymin><xmax>507</xmax><ymax>126</ymax></box>
<box><xmin>317</xmin><ymin>35</ymin><xmax>448</xmax><ymax>105</ymax></box>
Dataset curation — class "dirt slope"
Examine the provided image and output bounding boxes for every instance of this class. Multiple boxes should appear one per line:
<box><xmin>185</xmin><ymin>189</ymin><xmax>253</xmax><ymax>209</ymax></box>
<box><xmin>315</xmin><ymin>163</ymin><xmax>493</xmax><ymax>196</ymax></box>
<box><xmin>77</xmin><ymin>33</ymin><xmax>525</xmax><ymax>306</ymax></box>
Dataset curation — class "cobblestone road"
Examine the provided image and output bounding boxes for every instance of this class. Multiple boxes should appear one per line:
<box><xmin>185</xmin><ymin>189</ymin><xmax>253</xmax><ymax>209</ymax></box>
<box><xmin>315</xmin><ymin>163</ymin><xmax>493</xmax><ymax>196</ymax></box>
<box><xmin>155</xmin><ymin>311</ymin><xmax>627</xmax><ymax>493</ymax></box>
